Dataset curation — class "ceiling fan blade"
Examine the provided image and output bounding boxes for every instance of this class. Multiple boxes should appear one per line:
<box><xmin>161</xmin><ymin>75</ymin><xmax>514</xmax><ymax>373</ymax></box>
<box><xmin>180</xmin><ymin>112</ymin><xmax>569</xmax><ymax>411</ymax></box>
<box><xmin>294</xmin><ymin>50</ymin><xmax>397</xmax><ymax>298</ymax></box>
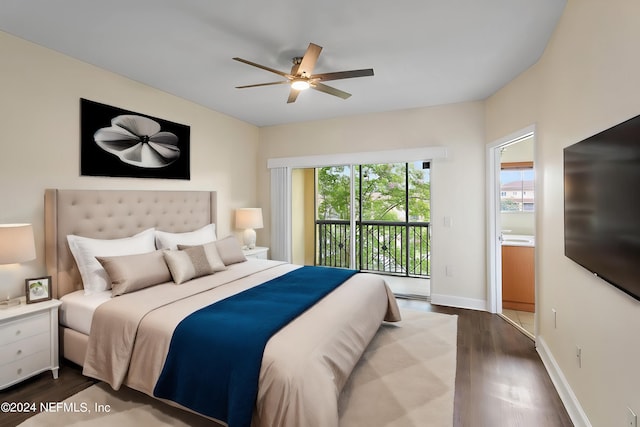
<box><xmin>311</xmin><ymin>68</ymin><xmax>374</xmax><ymax>82</ymax></box>
<box><xmin>236</xmin><ymin>81</ymin><xmax>289</xmax><ymax>89</ymax></box>
<box><xmin>233</xmin><ymin>57</ymin><xmax>291</xmax><ymax>79</ymax></box>
<box><xmin>287</xmin><ymin>89</ymin><xmax>300</xmax><ymax>104</ymax></box>
<box><xmin>312</xmin><ymin>83</ymin><xmax>352</xmax><ymax>100</ymax></box>
<box><xmin>296</xmin><ymin>43</ymin><xmax>323</xmax><ymax>77</ymax></box>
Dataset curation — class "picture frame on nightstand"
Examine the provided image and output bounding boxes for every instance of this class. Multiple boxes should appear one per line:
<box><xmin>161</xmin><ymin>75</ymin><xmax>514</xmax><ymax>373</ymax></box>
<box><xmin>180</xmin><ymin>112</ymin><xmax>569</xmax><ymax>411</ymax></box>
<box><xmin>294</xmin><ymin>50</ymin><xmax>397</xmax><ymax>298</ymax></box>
<box><xmin>25</xmin><ymin>276</ymin><xmax>52</xmax><ymax>304</ymax></box>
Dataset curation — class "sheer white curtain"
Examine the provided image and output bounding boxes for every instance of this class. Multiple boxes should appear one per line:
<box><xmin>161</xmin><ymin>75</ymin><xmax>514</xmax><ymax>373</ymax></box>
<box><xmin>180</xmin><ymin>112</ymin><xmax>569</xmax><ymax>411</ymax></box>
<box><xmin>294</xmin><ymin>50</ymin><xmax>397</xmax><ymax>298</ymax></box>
<box><xmin>269</xmin><ymin>167</ymin><xmax>292</xmax><ymax>262</ymax></box>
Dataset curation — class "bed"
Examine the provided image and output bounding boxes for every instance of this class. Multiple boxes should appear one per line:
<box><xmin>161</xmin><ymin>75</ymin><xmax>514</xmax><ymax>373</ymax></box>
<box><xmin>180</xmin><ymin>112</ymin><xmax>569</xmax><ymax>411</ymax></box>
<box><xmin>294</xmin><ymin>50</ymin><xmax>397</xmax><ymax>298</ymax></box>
<box><xmin>44</xmin><ymin>188</ymin><xmax>401</xmax><ymax>427</ymax></box>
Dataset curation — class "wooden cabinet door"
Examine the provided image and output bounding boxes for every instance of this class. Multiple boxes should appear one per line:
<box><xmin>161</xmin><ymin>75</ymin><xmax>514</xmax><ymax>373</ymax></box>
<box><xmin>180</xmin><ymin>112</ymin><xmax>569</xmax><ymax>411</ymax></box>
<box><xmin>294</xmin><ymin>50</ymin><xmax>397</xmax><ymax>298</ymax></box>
<box><xmin>502</xmin><ymin>246</ymin><xmax>535</xmax><ymax>312</ymax></box>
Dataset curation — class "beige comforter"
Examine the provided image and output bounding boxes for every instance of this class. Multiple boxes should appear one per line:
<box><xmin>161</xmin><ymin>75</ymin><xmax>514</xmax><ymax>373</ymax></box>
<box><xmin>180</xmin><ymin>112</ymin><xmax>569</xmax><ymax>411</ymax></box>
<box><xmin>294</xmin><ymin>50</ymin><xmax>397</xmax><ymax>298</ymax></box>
<box><xmin>83</xmin><ymin>260</ymin><xmax>401</xmax><ymax>427</ymax></box>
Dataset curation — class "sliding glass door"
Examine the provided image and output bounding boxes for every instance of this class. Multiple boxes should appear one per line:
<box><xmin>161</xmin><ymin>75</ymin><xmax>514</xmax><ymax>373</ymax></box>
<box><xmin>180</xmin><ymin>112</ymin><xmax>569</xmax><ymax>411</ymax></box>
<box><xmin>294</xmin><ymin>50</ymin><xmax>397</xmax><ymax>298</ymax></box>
<box><xmin>316</xmin><ymin>162</ymin><xmax>431</xmax><ymax>278</ymax></box>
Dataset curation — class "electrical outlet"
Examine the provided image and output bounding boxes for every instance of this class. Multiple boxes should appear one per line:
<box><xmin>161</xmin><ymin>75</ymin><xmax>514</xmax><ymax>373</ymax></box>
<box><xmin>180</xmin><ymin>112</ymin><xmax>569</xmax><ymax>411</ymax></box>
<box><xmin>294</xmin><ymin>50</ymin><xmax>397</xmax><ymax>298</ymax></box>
<box><xmin>628</xmin><ymin>407</ymin><xmax>637</xmax><ymax>427</ymax></box>
<box><xmin>552</xmin><ymin>308</ymin><xmax>557</xmax><ymax>329</ymax></box>
<box><xmin>576</xmin><ymin>346</ymin><xmax>582</xmax><ymax>368</ymax></box>
<box><xmin>445</xmin><ymin>265</ymin><xmax>453</xmax><ymax>277</ymax></box>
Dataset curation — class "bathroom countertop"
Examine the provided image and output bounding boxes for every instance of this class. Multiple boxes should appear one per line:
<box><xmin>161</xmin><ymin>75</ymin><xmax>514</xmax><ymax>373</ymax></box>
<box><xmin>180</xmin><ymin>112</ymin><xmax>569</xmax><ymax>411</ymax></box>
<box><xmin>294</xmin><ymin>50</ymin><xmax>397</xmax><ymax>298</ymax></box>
<box><xmin>501</xmin><ymin>234</ymin><xmax>535</xmax><ymax>247</ymax></box>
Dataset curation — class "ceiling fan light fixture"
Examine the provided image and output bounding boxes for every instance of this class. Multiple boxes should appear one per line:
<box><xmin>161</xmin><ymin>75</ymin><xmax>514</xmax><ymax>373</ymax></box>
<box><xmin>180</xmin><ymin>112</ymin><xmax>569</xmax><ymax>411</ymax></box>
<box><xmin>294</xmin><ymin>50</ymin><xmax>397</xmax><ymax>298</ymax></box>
<box><xmin>291</xmin><ymin>79</ymin><xmax>310</xmax><ymax>91</ymax></box>
<box><xmin>234</xmin><ymin>42</ymin><xmax>374</xmax><ymax>102</ymax></box>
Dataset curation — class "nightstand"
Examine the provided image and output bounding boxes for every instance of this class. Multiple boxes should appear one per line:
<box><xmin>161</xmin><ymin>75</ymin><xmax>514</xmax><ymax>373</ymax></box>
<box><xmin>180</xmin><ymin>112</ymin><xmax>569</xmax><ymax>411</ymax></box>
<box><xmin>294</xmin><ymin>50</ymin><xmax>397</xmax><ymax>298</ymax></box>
<box><xmin>243</xmin><ymin>246</ymin><xmax>269</xmax><ymax>260</ymax></box>
<box><xmin>0</xmin><ymin>299</ymin><xmax>62</xmax><ymax>390</ymax></box>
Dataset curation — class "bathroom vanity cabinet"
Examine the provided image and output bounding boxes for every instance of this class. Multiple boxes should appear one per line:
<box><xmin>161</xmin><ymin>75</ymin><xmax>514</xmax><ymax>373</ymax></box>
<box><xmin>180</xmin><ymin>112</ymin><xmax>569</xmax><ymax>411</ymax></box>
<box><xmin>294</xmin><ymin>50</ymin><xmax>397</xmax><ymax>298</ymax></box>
<box><xmin>502</xmin><ymin>245</ymin><xmax>535</xmax><ymax>312</ymax></box>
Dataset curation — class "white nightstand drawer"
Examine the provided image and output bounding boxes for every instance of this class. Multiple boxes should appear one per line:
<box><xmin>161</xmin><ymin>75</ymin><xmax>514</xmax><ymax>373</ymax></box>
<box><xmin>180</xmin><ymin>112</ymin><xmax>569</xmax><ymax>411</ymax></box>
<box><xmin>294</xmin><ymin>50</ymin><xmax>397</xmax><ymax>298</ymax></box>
<box><xmin>0</xmin><ymin>350</ymin><xmax>51</xmax><ymax>388</ymax></box>
<box><xmin>0</xmin><ymin>312</ymin><xmax>49</xmax><ymax>345</ymax></box>
<box><xmin>243</xmin><ymin>246</ymin><xmax>269</xmax><ymax>260</ymax></box>
<box><xmin>0</xmin><ymin>299</ymin><xmax>61</xmax><ymax>390</ymax></box>
<box><xmin>0</xmin><ymin>332</ymin><xmax>50</xmax><ymax>365</ymax></box>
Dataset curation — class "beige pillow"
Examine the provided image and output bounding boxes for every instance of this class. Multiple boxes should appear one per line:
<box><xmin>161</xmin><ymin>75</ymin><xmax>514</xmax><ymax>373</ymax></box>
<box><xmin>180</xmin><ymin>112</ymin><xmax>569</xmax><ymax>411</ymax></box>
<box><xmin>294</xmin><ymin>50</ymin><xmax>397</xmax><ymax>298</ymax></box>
<box><xmin>214</xmin><ymin>235</ymin><xmax>247</xmax><ymax>265</ymax></box>
<box><xmin>97</xmin><ymin>250</ymin><xmax>172</xmax><ymax>297</ymax></box>
<box><xmin>177</xmin><ymin>241</ymin><xmax>226</xmax><ymax>272</ymax></box>
<box><xmin>164</xmin><ymin>244</ymin><xmax>222</xmax><ymax>284</ymax></box>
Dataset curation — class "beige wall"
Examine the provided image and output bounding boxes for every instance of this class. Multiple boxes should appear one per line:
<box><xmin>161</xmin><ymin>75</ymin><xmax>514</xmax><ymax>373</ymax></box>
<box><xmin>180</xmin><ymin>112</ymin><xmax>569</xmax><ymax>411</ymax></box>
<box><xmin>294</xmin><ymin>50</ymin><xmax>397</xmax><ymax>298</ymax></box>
<box><xmin>486</xmin><ymin>0</ymin><xmax>640</xmax><ymax>425</ymax></box>
<box><xmin>258</xmin><ymin>102</ymin><xmax>487</xmax><ymax>308</ymax></box>
<box><xmin>500</xmin><ymin>136</ymin><xmax>533</xmax><ymax>163</ymax></box>
<box><xmin>0</xmin><ymin>31</ymin><xmax>259</xmax><ymax>299</ymax></box>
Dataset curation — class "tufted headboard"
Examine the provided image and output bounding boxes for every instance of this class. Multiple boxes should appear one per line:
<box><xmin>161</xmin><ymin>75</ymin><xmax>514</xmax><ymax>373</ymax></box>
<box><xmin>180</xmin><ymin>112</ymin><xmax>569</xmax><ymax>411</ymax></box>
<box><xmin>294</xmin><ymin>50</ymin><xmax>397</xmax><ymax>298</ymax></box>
<box><xmin>44</xmin><ymin>189</ymin><xmax>217</xmax><ymax>299</ymax></box>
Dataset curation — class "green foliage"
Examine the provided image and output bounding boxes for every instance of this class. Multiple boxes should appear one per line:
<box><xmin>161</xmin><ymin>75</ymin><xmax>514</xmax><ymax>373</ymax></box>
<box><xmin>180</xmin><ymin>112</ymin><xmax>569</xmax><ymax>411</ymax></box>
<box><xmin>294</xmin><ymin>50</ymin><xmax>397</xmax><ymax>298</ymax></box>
<box><xmin>317</xmin><ymin>163</ymin><xmax>430</xmax><ymax>222</ymax></box>
<box><xmin>317</xmin><ymin>166</ymin><xmax>351</xmax><ymax>219</ymax></box>
<box><xmin>407</xmin><ymin>165</ymin><xmax>431</xmax><ymax>222</ymax></box>
<box><xmin>358</xmin><ymin>163</ymin><xmax>405</xmax><ymax>221</ymax></box>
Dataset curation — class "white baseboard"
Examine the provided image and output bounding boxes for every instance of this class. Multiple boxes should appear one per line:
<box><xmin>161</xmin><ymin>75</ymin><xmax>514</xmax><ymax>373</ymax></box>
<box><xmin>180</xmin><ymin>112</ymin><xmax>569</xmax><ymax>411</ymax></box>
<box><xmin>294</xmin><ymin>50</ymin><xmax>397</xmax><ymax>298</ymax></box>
<box><xmin>536</xmin><ymin>336</ymin><xmax>592</xmax><ymax>427</ymax></box>
<box><xmin>429</xmin><ymin>294</ymin><xmax>486</xmax><ymax>311</ymax></box>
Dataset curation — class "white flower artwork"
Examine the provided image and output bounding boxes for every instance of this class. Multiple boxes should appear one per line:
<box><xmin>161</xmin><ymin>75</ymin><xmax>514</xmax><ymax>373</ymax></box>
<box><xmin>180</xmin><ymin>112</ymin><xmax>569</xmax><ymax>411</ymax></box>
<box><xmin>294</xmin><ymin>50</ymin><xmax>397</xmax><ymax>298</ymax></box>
<box><xmin>93</xmin><ymin>115</ymin><xmax>180</xmax><ymax>168</ymax></box>
<box><xmin>80</xmin><ymin>98</ymin><xmax>190</xmax><ymax>179</ymax></box>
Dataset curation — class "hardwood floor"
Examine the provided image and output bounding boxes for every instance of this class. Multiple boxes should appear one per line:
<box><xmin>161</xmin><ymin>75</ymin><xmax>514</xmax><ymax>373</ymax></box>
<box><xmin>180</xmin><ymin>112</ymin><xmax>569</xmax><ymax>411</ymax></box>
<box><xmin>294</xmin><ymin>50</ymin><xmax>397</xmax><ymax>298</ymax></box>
<box><xmin>398</xmin><ymin>298</ymin><xmax>573</xmax><ymax>427</ymax></box>
<box><xmin>0</xmin><ymin>361</ymin><xmax>96</xmax><ymax>426</ymax></box>
<box><xmin>0</xmin><ymin>300</ymin><xmax>573</xmax><ymax>427</ymax></box>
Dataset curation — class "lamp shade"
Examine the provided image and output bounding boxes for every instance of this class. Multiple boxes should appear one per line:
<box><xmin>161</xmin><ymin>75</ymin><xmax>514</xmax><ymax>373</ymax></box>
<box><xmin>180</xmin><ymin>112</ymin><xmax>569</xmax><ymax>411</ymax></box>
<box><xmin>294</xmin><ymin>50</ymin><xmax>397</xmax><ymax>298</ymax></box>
<box><xmin>0</xmin><ymin>224</ymin><xmax>36</xmax><ymax>264</ymax></box>
<box><xmin>235</xmin><ymin>208</ymin><xmax>264</xmax><ymax>230</ymax></box>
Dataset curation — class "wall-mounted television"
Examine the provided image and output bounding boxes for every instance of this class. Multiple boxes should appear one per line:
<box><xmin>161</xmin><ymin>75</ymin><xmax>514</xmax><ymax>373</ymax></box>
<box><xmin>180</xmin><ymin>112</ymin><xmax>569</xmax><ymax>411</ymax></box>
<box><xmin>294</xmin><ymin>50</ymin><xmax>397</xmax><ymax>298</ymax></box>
<box><xmin>564</xmin><ymin>114</ymin><xmax>640</xmax><ymax>301</ymax></box>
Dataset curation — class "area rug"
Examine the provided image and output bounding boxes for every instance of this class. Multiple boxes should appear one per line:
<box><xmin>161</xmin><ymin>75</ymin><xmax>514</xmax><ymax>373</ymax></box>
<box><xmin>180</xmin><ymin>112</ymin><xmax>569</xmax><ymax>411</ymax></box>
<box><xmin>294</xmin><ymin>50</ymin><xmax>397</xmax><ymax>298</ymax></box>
<box><xmin>18</xmin><ymin>309</ymin><xmax>457</xmax><ymax>427</ymax></box>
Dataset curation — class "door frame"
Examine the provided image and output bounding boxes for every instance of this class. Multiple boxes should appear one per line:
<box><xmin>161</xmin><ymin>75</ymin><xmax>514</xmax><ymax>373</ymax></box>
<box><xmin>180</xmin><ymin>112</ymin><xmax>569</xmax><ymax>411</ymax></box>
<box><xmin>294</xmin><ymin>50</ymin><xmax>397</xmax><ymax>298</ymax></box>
<box><xmin>486</xmin><ymin>125</ymin><xmax>536</xmax><ymax>315</ymax></box>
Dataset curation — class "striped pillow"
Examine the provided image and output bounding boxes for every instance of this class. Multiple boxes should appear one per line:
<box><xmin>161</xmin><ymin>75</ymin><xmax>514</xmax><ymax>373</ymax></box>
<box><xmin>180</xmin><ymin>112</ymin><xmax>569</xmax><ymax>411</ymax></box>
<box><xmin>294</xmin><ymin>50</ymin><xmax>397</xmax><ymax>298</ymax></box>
<box><xmin>164</xmin><ymin>243</ymin><xmax>225</xmax><ymax>284</ymax></box>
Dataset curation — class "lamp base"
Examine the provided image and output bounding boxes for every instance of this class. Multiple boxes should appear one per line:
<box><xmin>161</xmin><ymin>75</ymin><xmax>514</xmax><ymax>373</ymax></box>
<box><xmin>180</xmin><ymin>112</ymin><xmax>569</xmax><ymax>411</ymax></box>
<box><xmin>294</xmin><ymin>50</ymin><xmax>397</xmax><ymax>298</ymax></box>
<box><xmin>243</xmin><ymin>228</ymin><xmax>257</xmax><ymax>249</ymax></box>
<box><xmin>0</xmin><ymin>298</ymin><xmax>21</xmax><ymax>310</ymax></box>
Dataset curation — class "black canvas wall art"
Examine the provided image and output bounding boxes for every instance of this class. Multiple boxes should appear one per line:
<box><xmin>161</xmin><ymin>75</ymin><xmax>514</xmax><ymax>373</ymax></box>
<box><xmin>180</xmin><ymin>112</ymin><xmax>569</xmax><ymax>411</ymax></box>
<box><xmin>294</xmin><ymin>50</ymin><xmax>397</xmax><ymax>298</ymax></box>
<box><xmin>80</xmin><ymin>99</ymin><xmax>190</xmax><ymax>180</ymax></box>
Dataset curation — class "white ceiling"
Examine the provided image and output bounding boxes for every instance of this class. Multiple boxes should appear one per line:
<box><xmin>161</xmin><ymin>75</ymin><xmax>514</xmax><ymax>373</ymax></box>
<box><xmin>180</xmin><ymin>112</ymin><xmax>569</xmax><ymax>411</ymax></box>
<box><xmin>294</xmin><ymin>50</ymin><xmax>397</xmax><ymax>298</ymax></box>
<box><xmin>0</xmin><ymin>0</ymin><xmax>565</xmax><ymax>127</ymax></box>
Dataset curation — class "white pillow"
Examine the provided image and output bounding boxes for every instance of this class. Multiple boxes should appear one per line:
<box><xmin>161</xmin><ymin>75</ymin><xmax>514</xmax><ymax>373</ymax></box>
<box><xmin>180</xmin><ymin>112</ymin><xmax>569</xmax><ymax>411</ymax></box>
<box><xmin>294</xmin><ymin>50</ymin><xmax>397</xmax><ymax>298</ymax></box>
<box><xmin>155</xmin><ymin>224</ymin><xmax>217</xmax><ymax>250</ymax></box>
<box><xmin>67</xmin><ymin>228</ymin><xmax>156</xmax><ymax>295</ymax></box>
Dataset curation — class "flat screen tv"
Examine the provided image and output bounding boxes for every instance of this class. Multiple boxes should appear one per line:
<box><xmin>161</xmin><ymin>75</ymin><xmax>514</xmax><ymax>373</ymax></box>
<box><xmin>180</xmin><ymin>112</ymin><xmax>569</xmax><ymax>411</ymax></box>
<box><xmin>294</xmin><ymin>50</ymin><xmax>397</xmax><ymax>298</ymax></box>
<box><xmin>564</xmin><ymin>114</ymin><xmax>640</xmax><ymax>301</ymax></box>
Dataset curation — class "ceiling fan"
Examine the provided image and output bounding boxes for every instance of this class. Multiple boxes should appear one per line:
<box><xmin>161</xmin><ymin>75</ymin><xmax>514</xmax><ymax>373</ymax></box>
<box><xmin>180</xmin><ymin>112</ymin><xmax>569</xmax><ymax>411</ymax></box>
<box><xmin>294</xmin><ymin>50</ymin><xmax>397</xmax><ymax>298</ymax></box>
<box><xmin>233</xmin><ymin>43</ymin><xmax>374</xmax><ymax>103</ymax></box>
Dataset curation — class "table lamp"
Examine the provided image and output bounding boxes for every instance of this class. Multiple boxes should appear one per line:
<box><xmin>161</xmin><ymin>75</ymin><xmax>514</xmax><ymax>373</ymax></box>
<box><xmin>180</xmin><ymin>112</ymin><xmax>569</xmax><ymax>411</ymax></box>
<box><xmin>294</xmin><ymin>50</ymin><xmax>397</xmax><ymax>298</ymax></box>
<box><xmin>235</xmin><ymin>208</ymin><xmax>263</xmax><ymax>249</ymax></box>
<box><xmin>0</xmin><ymin>224</ymin><xmax>36</xmax><ymax>309</ymax></box>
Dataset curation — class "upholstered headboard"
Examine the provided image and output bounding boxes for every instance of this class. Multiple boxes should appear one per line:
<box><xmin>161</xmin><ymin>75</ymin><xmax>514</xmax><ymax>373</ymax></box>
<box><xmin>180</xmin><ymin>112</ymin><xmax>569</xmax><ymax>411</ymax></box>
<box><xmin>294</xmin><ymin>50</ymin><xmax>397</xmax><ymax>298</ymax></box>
<box><xmin>44</xmin><ymin>189</ymin><xmax>217</xmax><ymax>299</ymax></box>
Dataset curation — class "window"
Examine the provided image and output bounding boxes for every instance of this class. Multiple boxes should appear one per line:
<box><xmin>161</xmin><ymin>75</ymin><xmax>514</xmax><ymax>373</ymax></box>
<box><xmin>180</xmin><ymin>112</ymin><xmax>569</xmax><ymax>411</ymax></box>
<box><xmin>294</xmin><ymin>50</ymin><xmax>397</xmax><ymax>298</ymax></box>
<box><xmin>500</xmin><ymin>162</ymin><xmax>534</xmax><ymax>212</ymax></box>
<box><xmin>315</xmin><ymin>162</ymin><xmax>431</xmax><ymax>277</ymax></box>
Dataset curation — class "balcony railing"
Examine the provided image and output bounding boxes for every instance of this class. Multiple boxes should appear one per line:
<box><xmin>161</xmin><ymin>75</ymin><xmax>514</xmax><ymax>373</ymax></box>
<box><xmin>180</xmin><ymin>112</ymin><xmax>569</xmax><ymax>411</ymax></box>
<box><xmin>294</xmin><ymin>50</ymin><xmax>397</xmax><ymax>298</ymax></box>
<box><xmin>316</xmin><ymin>220</ymin><xmax>430</xmax><ymax>277</ymax></box>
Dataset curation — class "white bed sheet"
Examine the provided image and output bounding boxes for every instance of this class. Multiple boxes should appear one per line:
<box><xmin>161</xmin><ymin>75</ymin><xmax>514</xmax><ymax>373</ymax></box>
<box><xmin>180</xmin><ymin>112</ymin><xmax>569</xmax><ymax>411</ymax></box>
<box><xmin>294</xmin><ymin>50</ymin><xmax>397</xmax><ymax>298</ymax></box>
<box><xmin>59</xmin><ymin>289</ymin><xmax>111</xmax><ymax>335</ymax></box>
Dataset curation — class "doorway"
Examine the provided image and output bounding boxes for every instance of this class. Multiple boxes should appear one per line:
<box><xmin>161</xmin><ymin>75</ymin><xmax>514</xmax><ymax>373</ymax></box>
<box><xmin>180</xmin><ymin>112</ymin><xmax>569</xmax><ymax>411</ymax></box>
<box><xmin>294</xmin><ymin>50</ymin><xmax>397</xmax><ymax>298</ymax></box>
<box><xmin>487</xmin><ymin>127</ymin><xmax>536</xmax><ymax>339</ymax></box>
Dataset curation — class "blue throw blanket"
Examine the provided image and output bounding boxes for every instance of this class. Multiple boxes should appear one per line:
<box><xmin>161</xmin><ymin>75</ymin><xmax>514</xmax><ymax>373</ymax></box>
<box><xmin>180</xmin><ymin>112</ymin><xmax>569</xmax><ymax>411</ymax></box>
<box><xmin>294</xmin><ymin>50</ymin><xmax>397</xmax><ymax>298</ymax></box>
<box><xmin>153</xmin><ymin>266</ymin><xmax>358</xmax><ymax>427</ymax></box>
